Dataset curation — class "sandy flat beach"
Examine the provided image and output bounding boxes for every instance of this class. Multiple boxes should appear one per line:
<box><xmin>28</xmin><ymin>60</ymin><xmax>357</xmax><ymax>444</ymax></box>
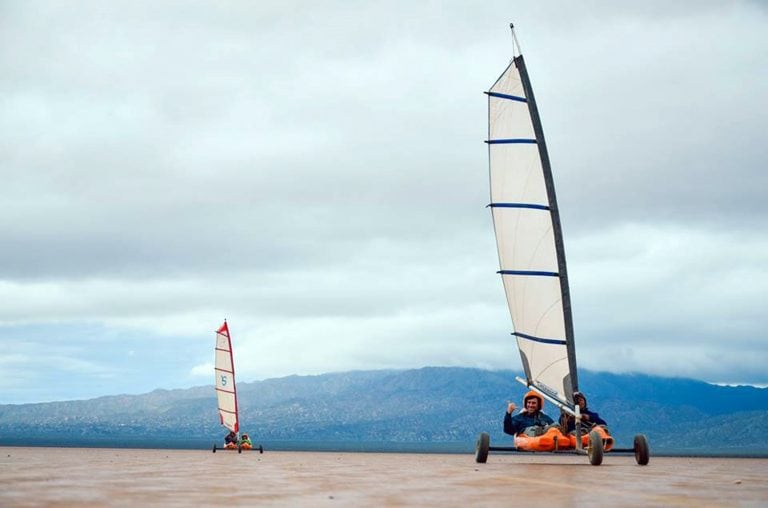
<box><xmin>1</xmin><ymin>447</ymin><xmax>766</xmax><ymax>507</ymax></box>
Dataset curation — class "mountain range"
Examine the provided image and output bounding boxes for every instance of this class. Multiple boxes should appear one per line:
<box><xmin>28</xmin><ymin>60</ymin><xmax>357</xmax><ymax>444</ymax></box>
<box><xmin>1</xmin><ymin>367</ymin><xmax>766</xmax><ymax>455</ymax></box>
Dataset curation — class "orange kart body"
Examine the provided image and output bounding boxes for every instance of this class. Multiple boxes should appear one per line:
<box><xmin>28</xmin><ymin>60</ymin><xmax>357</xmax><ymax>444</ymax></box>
<box><xmin>514</xmin><ymin>426</ymin><xmax>574</xmax><ymax>451</ymax></box>
<box><xmin>223</xmin><ymin>442</ymin><xmax>253</xmax><ymax>450</ymax></box>
<box><xmin>513</xmin><ymin>425</ymin><xmax>614</xmax><ymax>452</ymax></box>
<box><xmin>569</xmin><ymin>425</ymin><xmax>614</xmax><ymax>451</ymax></box>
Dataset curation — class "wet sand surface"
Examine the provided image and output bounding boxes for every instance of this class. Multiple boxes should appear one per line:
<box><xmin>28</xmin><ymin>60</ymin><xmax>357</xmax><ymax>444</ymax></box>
<box><xmin>1</xmin><ymin>447</ymin><xmax>766</xmax><ymax>507</ymax></box>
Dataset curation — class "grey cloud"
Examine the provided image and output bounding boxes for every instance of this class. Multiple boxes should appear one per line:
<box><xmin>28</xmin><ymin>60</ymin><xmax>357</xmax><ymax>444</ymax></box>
<box><xmin>1</xmin><ymin>1</ymin><xmax>766</xmax><ymax>402</ymax></box>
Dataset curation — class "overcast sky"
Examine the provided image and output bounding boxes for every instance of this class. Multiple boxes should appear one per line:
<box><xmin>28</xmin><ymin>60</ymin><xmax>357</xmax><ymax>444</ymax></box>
<box><xmin>1</xmin><ymin>1</ymin><xmax>766</xmax><ymax>404</ymax></box>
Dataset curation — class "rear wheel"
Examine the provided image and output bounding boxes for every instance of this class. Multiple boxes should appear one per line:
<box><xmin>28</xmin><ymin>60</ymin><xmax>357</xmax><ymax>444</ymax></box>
<box><xmin>634</xmin><ymin>434</ymin><xmax>650</xmax><ymax>465</ymax></box>
<box><xmin>475</xmin><ymin>432</ymin><xmax>490</xmax><ymax>464</ymax></box>
<box><xmin>259</xmin><ymin>445</ymin><xmax>264</xmax><ymax>454</ymax></box>
<box><xmin>212</xmin><ymin>444</ymin><xmax>217</xmax><ymax>453</ymax></box>
<box><xmin>237</xmin><ymin>444</ymin><xmax>242</xmax><ymax>454</ymax></box>
<box><xmin>588</xmin><ymin>430</ymin><xmax>603</xmax><ymax>466</ymax></box>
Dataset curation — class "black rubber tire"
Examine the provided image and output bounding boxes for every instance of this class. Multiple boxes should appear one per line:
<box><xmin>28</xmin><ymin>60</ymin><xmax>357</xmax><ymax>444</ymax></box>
<box><xmin>475</xmin><ymin>432</ymin><xmax>490</xmax><ymax>464</ymax></box>
<box><xmin>634</xmin><ymin>434</ymin><xmax>650</xmax><ymax>465</ymax></box>
<box><xmin>259</xmin><ymin>445</ymin><xmax>264</xmax><ymax>454</ymax></box>
<box><xmin>212</xmin><ymin>444</ymin><xmax>217</xmax><ymax>453</ymax></box>
<box><xmin>588</xmin><ymin>430</ymin><xmax>604</xmax><ymax>466</ymax></box>
<box><xmin>237</xmin><ymin>444</ymin><xmax>242</xmax><ymax>454</ymax></box>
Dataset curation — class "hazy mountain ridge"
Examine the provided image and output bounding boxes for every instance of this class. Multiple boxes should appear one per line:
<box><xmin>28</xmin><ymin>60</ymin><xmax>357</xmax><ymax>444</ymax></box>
<box><xmin>1</xmin><ymin>367</ymin><xmax>766</xmax><ymax>454</ymax></box>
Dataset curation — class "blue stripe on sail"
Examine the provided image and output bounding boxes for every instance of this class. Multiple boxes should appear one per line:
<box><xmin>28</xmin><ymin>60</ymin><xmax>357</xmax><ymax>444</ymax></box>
<box><xmin>485</xmin><ymin>139</ymin><xmax>537</xmax><ymax>144</ymax></box>
<box><xmin>513</xmin><ymin>332</ymin><xmax>567</xmax><ymax>345</ymax></box>
<box><xmin>498</xmin><ymin>270</ymin><xmax>559</xmax><ymax>277</ymax></box>
<box><xmin>488</xmin><ymin>203</ymin><xmax>549</xmax><ymax>210</ymax></box>
<box><xmin>485</xmin><ymin>91</ymin><xmax>527</xmax><ymax>103</ymax></box>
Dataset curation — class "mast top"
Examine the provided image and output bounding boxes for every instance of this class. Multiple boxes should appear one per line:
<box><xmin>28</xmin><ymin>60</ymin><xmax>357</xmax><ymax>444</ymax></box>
<box><xmin>509</xmin><ymin>22</ymin><xmax>522</xmax><ymax>57</ymax></box>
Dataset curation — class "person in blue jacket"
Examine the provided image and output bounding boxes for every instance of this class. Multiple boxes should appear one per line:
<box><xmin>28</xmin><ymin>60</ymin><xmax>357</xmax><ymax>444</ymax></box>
<box><xmin>503</xmin><ymin>390</ymin><xmax>555</xmax><ymax>436</ymax></box>
<box><xmin>563</xmin><ymin>391</ymin><xmax>608</xmax><ymax>432</ymax></box>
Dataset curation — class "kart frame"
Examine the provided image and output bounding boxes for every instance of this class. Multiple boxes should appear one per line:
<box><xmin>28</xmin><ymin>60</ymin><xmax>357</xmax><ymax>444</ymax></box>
<box><xmin>474</xmin><ymin>378</ymin><xmax>650</xmax><ymax>466</ymax></box>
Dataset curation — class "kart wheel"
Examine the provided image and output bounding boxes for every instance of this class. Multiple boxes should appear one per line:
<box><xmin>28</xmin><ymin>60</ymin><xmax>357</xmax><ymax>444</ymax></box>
<box><xmin>259</xmin><ymin>445</ymin><xmax>264</xmax><ymax>454</ymax></box>
<box><xmin>588</xmin><ymin>430</ymin><xmax>603</xmax><ymax>466</ymax></box>
<box><xmin>238</xmin><ymin>444</ymin><xmax>242</xmax><ymax>454</ymax></box>
<box><xmin>634</xmin><ymin>434</ymin><xmax>650</xmax><ymax>465</ymax></box>
<box><xmin>212</xmin><ymin>444</ymin><xmax>217</xmax><ymax>453</ymax></box>
<box><xmin>475</xmin><ymin>432</ymin><xmax>490</xmax><ymax>464</ymax></box>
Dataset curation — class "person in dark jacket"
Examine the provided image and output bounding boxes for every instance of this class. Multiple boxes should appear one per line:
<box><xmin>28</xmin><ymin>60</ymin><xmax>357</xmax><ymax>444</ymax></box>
<box><xmin>563</xmin><ymin>391</ymin><xmax>608</xmax><ymax>432</ymax></box>
<box><xmin>503</xmin><ymin>390</ymin><xmax>555</xmax><ymax>436</ymax></box>
<box><xmin>224</xmin><ymin>430</ymin><xmax>238</xmax><ymax>446</ymax></box>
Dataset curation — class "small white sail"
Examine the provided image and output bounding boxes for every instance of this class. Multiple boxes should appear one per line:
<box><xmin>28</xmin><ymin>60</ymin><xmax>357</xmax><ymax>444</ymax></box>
<box><xmin>215</xmin><ymin>320</ymin><xmax>239</xmax><ymax>433</ymax></box>
<box><xmin>486</xmin><ymin>29</ymin><xmax>578</xmax><ymax>406</ymax></box>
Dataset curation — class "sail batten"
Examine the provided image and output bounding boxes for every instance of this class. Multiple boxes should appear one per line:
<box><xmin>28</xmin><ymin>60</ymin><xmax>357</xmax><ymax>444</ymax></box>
<box><xmin>513</xmin><ymin>332</ymin><xmax>567</xmax><ymax>345</ymax></box>
<box><xmin>489</xmin><ymin>203</ymin><xmax>550</xmax><ymax>210</ymax></box>
<box><xmin>498</xmin><ymin>270</ymin><xmax>558</xmax><ymax>276</ymax></box>
<box><xmin>485</xmin><ymin>91</ymin><xmax>528</xmax><ymax>102</ymax></box>
<box><xmin>487</xmin><ymin>29</ymin><xmax>578</xmax><ymax>407</ymax></box>
<box><xmin>486</xmin><ymin>139</ymin><xmax>537</xmax><ymax>144</ymax></box>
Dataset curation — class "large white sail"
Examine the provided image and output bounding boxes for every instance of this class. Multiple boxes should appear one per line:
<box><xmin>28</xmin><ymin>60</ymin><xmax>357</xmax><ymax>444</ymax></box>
<box><xmin>215</xmin><ymin>321</ymin><xmax>239</xmax><ymax>433</ymax></box>
<box><xmin>486</xmin><ymin>29</ymin><xmax>578</xmax><ymax>407</ymax></box>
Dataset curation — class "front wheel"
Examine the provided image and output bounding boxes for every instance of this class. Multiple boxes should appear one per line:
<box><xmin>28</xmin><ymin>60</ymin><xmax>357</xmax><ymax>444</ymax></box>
<box><xmin>212</xmin><ymin>444</ymin><xmax>217</xmax><ymax>453</ymax></box>
<box><xmin>634</xmin><ymin>434</ymin><xmax>650</xmax><ymax>465</ymax></box>
<box><xmin>475</xmin><ymin>432</ymin><xmax>490</xmax><ymax>464</ymax></box>
<box><xmin>588</xmin><ymin>430</ymin><xmax>604</xmax><ymax>466</ymax></box>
